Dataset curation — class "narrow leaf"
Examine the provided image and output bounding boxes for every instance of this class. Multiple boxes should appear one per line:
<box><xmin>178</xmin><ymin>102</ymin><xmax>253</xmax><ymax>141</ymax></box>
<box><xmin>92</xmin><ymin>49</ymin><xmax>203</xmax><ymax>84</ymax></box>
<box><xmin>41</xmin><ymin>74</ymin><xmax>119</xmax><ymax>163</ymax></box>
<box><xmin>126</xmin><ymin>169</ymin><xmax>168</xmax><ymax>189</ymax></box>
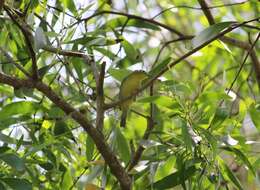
<box><xmin>101</xmin><ymin>17</ymin><xmax>160</xmax><ymax>31</ymax></box>
<box><xmin>149</xmin><ymin>57</ymin><xmax>171</xmax><ymax>77</ymax></box>
<box><xmin>222</xmin><ymin>163</ymin><xmax>243</xmax><ymax>190</ymax></box>
<box><xmin>151</xmin><ymin>165</ymin><xmax>197</xmax><ymax>189</ymax></box>
<box><xmin>220</xmin><ymin>146</ymin><xmax>255</xmax><ymax>176</ymax></box>
<box><xmin>192</xmin><ymin>22</ymin><xmax>235</xmax><ymax>48</ymax></box>
<box><xmin>249</xmin><ymin>105</ymin><xmax>260</xmax><ymax>131</ymax></box>
<box><xmin>86</xmin><ymin>135</ymin><xmax>95</xmax><ymax>161</ymax></box>
<box><xmin>115</xmin><ymin>127</ymin><xmax>130</xmax><ymax>163</ymax></box>
<box><xmin>0</xmin><ymin>101</ymin><xmax>41</xmax><ymax>121</ymax></box>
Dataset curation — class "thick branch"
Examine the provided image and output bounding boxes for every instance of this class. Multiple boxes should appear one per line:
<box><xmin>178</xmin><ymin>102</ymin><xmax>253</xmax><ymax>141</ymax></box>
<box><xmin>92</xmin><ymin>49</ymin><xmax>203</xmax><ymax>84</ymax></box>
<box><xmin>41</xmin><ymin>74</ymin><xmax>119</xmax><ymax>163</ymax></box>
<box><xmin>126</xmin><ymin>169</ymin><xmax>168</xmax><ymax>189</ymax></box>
<box><xmin>0</xmin><ymin>73</ymin><xmax>131</xmax><ymax>190</ymax></box>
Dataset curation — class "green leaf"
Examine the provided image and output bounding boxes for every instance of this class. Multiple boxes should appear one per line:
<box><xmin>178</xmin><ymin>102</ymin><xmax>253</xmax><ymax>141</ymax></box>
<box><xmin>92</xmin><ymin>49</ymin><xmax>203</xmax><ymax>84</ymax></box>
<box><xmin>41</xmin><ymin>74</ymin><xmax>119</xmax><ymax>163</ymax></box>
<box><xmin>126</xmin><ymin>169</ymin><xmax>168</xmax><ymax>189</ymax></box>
<box><xmin>54</xmin><ymin>121</ymin><xmax>75</xmax><ymax>142</ymax></box>
<box><xmin>0</xmin><ymin>101</ymin><xmax>41</xmax><ymax>121</ymax></box>
<box><xmin>209</xmin><ymin>107</ymin><xmax>229</xmax><ymax>131</ymax></box>
<box><xmin>39</xmin><ymin>162</ymin><xmax>54</xmax><ymax>171</ymax></box>
<box><xmin>121</xmin><ymin>40</ymin><xmax>138</xmax><ymax>61</ymax></box>
<box><xmin>64</xmin><ymin>0</ymin><xmax>77</xmax><ymax>16</ymax></box>
<box><xmin>63</xmin><ymin>36</ymin><xmax>97</xmax><ymax>45</ymax></box>
<box><xmin>71</xmin><ymin>57</ymin><xmax>84</xmax><ymax>81</ymax></box>
<box><xmin>249</xmin><ymin>105</ymin><xmax>260</xmax><ymax>131</ymax></box>
<box><xmin>107</xmin><ymin>68</ymin><xmax>131</xmax><ymax>81</ymax></box>
<box><xmin>0</xmin><ymin>132</ymin><xmax>31</xmax><ymax>145</ymax></box>
<box><xmin>0</xmin><ymin>146</ymin><xmax>11</xmax><ymax>154</ymax></box>
<box><xmin>192</xmin><ymin>22</ymin><xmax>235</xmax><ymax>48</ymax></box>
<box><xmin>115</xmin><ymin>127</ymin><xmax>130</xmax><ymax>163</ymax></box>
<box><xmin>86</xmin><ymin>135</ymin><xmax>95</xmax><ymax>161</ymax></box>
<box><xmin>48</xmin><ymin>105</ymin><xmax>65</xmax><ymax>118</ymax></box>
<box><xmin>154</xmin><ymin>156</ymin><xmax>176</xmax><ymax>181</ymax></box>
<box><xmin>14</xmin><ymin>87</ymin><xmax>35</xmax><ymax>99</ymax></box>
<box><xmin>220</xmin><ymin>146</ymin><xmax>255</xmax><ymax>176</ymax></box>
<box><xmin>94</xmin><ymin>47</ymin><xmax>117</xmax><ymax>60</ymax></box>
<box><xmin>149</xmin><ymin>57</ymin><xmax>171</xmax><ymax>77</ymax></box>
<box><xmin>0</xmin><ymin>153</ymin><xmax>25</xmax><ymax>172</ymax></box>
<box><xmin>150</xmin><ymin>165</ymin><xmax>197</xmax><ymax>189</ymax></box>
<box><xmin>101</xmin><ymin>17</ymin><xmax>160</xmax><ymax>31</ymax></box>
<box><xmin>24</xmin><ymin>144</ymin><xmax>48</xmax><ymax>157</ymax></box>
<box><xmin>138</xmin><ymin>95</ymin><xmax>179</xmax><ymax>109</ymax></box>
<box><xmin>162</xmin><ymin>80</ymin><xmax>192</xmax><ymax>96</ymax></box>
<box><xmin>222</xmin><ymin>163</ymin><xmax>243</xmax><ymax>190</ymax></box>
<box><xmin>181</xmin><ymin>121</ymin><xmax>193</xmax><ymax>151</ymax></box>
<box><xmin>38</xmin><ymin>65</ymin><xmax>52</xmax><ymax>78</ymax></box>
<box><xmin>1</xmin><ymin>178</ymin><xmax>32</xmax><ymax>190</ymax></box>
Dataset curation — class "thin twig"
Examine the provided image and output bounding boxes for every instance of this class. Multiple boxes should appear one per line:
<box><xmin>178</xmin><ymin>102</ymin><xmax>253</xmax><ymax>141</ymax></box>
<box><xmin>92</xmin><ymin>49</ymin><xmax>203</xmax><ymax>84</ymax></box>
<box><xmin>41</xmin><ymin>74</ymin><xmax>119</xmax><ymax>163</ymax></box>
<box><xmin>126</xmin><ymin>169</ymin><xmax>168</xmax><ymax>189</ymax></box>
<box><xmin>152</xmin><ymin>1</ymin><xmax>249</xmax><ymax>19</ymax></box>
<box><xmin>77</xmin><ymin>10</ymin><xmax>186</xmax><ymax>37</ymax></box>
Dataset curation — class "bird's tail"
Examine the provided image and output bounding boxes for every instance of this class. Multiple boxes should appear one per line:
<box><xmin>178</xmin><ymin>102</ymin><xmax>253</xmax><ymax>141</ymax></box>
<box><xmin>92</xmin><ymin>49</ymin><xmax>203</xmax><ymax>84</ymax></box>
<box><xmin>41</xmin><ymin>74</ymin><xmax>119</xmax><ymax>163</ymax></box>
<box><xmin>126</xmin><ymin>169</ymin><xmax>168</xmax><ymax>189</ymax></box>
<box><xmin>120</xmin><ymin>110</ymin><xmax>127</xmax><ymax>128</ymax></box>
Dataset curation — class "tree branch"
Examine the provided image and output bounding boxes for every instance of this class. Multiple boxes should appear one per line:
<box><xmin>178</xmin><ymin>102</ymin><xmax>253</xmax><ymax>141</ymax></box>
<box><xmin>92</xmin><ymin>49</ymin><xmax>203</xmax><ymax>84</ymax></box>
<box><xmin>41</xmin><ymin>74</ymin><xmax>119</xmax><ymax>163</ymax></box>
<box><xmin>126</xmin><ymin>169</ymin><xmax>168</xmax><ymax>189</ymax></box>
<box><xmin>96</xmin><ymin>62</ymin><xmax>106</xmax><ymax>131</ymax></box>
<box><xmin>42</xmin><ymin>45</ymin><xmax>87</xmax><ymax>59</ymax></box>
<box><xmin>0</xmin><ymin>73</ymin><xmax>131</xmax><ymax>190</ymax></box>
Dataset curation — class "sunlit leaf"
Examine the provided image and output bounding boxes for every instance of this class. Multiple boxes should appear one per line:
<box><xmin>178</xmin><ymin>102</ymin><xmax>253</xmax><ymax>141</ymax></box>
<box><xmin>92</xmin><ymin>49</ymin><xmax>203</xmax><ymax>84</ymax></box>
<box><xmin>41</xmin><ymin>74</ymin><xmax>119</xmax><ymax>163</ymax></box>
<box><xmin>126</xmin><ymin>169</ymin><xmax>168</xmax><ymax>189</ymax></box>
<box><xmin>61</xmin><ymin>169</ymin><xmax>73</xmax><ymax>190</ymax></box>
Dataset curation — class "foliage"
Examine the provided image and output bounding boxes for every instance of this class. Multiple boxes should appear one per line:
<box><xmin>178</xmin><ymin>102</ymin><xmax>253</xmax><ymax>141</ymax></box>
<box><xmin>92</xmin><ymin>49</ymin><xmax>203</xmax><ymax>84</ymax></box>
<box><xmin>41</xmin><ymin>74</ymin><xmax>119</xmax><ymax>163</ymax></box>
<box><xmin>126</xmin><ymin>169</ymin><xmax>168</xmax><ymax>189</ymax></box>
<box><xmin>0</xmin><ymin>0</ymin><xmax>259</xmax><ymax>189</ymax></box>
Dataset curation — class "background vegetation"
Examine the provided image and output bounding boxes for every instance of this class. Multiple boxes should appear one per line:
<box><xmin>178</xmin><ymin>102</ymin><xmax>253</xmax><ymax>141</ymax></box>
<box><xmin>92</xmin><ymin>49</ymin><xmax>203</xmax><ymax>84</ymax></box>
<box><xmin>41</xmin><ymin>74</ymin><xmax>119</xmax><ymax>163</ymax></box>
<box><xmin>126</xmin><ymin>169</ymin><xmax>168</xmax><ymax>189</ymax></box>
<box><xmin>0</xmin><ymin>0</ymin><xmax>259</xmax><ymax>189</ymax></box>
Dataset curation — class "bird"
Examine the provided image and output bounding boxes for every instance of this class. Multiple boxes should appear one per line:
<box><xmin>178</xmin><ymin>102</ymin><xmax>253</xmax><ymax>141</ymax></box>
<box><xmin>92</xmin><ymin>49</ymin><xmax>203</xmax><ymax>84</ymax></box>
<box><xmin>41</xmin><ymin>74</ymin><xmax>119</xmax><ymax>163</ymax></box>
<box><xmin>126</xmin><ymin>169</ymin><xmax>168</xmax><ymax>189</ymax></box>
<box><xmin>119</xmin><ymin>70</ymin><xmax>148</xmax><ymax>127</ymax></box>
